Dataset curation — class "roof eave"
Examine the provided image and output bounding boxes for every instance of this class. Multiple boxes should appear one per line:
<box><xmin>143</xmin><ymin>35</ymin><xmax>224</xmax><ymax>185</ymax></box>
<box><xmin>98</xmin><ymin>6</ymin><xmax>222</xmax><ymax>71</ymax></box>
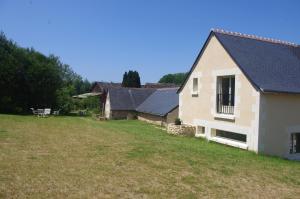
<box><xmin>261</xmin><ymin>89</ymin><xmax>300</xmax><ymax>95</ymax></box>
<box><xmin>110</xmin><ymin>108</ymin><xmax>136</xmax><ymax>111</ymax></box>
<box><xmin>136</xmin><ymin>110</ymin><xmax>165</xmax><ymax>117</ymax></box>
<box><xmin>136</xmin><ymin>105</ymin><xmax>179</xmax><ymax>117</ymax></box>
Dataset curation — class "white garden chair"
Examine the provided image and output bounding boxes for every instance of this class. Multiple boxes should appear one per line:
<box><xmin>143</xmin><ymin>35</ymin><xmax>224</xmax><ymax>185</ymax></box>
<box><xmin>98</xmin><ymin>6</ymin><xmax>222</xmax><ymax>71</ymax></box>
<box><xmin>30</xmin><ymin>108</ymin><xmax>38</xmax><ymax>115</ymax></box>
<box><xmin>37</xmin><ymin>109</ymin><xmax>44</xmax><ymax>117</ymax></box>
<box><xmin>53</xmin><ymin>109</ymin><xmax>60</xmax><ymax>115</ymax></box>
<box><xmin>37</xmin><ymin>108</ymin><xmax>51</xmax><ymax>117</ymax></box>
<box><xmin>43</xmin><ymin>108</ymin><xmax>51</xmax><ymax>117</ymax></box>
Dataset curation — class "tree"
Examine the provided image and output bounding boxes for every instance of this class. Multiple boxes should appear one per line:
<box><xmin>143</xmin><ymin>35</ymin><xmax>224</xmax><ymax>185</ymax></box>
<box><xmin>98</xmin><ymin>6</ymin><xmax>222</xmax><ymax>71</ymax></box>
<box><xmin>158</xmin><ymin>72</ymin><xmax>188</xmax><ymax>85</ymax></box>
<box><xmin>0</xmin><ymin>31</ymin><xmax>91</xmax><ymax>114</ymax></box>
<box><xmin>133</xmin><ymin>71</ymin><xmax>141</xmax><ymax>88</ymax></box>
<box><xmin>127</xmin><ymin>71</ymin><xmax>134</xmax><ymax>87</ymax></box>
<box><xmin>122</xmin><ymin>70</ymin><xmax>141</xmax><ymax>88</ymax></box>
<box><xmin>122</xmin><ymin>72</ymin><xmax>128</xmax><ymax>87</ymax></box>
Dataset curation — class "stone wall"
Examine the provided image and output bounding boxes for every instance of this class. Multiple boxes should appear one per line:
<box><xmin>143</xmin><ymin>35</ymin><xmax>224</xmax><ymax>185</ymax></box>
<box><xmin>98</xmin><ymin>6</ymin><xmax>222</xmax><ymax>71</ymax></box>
<box><xmin>167</xmin><ymin>123</ymin><xmax>196</xmax><ymax>136</ymax></box>
<box><xmin>137</xmin><ymin>113</ymin><xmax>166</xmax><ymax>126</ymax></box>
<box><xmin>138</xmin><ymin>109</ymin><xmax>179</xmax><ymax>127</ymax></box>
<box><xmin>111</xmin><ymin>110</ymin><xmax>137</xmax><ymax>120</ymax></box>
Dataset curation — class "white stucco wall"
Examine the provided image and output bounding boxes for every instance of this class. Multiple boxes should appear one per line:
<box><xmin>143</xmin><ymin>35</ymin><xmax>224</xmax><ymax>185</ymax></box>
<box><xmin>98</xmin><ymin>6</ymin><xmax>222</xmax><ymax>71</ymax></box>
<box><xmin>258</xmin><ymin>93</ymin><xmax>300</xmax><ymax>160</ymax></box>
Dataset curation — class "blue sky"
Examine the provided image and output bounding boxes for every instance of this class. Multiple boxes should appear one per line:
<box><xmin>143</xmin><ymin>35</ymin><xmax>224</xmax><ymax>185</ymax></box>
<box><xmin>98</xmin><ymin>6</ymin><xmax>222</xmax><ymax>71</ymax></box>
<box><xmin>1</xmin><ymin>0</ymin><xmax>300</xmax><ymax>83</ymax></box>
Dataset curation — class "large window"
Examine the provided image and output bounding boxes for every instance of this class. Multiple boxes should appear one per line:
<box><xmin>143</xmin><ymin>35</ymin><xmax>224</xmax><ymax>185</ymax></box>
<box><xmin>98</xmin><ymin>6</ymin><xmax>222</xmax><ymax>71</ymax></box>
<box><xmin>216</xmin><ymin>76</ymin><xmax>235</xmax><ymax>114</ymax></box>
<box><xmin>290</xmin><ymin>133</ymin><xmax>300</xmax><ymax>154</ymax></box>
<box><xmin>216</xmin><ymin>130</ymin><xmax>246</xmax><ymax>143</ymax></box>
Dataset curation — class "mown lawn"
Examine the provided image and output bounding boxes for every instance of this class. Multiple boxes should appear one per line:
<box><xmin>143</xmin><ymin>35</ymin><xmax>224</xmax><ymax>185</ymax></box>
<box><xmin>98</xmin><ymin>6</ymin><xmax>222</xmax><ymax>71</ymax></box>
<box><xmin>0</xmin><ymin>114</ymin><xmax>299</xmax><ymax>198</ymax></box>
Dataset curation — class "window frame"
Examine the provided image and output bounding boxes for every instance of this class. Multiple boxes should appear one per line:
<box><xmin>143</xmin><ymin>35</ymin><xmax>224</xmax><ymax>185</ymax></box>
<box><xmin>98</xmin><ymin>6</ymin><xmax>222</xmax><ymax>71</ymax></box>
<box><xmin>216</xmin><ymin>75</ymin><xmax>235</xmax><ymax>115</ymax></box>
<box><xmin>192</xmin><ymin>77</ymin><xmax>199</xmax><ymax>95</ymax></box>
<box><xmin>290</xmin><ymin>132</ymin><xmax>300</xmax><ymax>154</ymax></box>
<box><xmin>195</xmin><ymin>125</ymin><xmax>205</xmax><ymax>137</ymax></box>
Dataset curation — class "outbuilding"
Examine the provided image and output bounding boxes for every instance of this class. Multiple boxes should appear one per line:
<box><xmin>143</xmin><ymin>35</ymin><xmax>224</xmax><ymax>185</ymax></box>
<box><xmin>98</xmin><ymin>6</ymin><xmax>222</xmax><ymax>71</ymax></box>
<box><xmin>104</xmin><ymin>87</ymin><xmax>156</xmax><ymax>119</ymax></box>
<box><xmin>104</xmin><ymin>87</ymin><xmax>179</xmax><ymax>126</ymax></box>
<box><xmin>136</xmin><ymin>88</ymin><xmax>179</xmax><ymax>126</ymax></box>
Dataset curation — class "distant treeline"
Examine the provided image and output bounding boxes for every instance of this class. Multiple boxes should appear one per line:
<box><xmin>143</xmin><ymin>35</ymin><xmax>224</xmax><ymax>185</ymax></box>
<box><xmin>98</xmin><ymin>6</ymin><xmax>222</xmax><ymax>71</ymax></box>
<box><xmin>158</xmin><ymin>72</ymin><xmax>187</xmax><ymax>85</ymax></box>
<box><xmin>0</xmin><ymin>32</ymin><xmax>91</xmax><ymax>114</ymax></box>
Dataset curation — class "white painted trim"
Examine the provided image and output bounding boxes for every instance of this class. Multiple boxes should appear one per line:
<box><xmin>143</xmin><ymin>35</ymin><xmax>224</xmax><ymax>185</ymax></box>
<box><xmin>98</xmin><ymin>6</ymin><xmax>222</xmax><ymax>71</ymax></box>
<box><xmin>210</xmin><ymin>75</ymin><xmax>217</xmax><ymax>115</ymax></box>
<box><xmin>191</xmin><ymin>91</ymin><xmax>199</xmax><ymax>96</ymax></box>
<box><xmin>193</xmin><ymin>119</ymin><xmax>250</xmax><ymax>150</ymax></box>
<box><xmin>249</xmin><ymin>91</ymin><xmax>260</xmax><ymax>152</ymax></box>
<box><xmin>195</xmin><ymin>133</ymin><xmax>206</xmax><ymax>138</ymax></box>
<box><xmin>210</xmin><ymin>137</ymin><xmax>248</xmax><ymax>150</ymax></box>
<box><xmin>213</xmin><ymin>113</ymin><xmax>235</xmax><ymax>120</ymax></box>
<box><xmin>179</xmin><ymin>93</ymin><xmax>183</xmax><ymax>119</ymax></box>
<box><xmin>212</xmin><ymin>68</ymin><xmax>241</xmax><ymax>76</ymax></box>
<box><xmin>211</xmin><ymin>68</ymin><xmax>241</xmax><ymax>119</ymax></box>
<box><xmin>189</xmin><ymin>72</ymin><xmax>202</xmax><ymax>95</ymax></box>
<box><xmin>194</xmin><ymin>119</ymin><xmax>250</xmax><ymax>135</ymax></box>
<box><xmin>195</xmin><ymin>125</ymin><xmax>206</xmax><ymax>137</ymax></box>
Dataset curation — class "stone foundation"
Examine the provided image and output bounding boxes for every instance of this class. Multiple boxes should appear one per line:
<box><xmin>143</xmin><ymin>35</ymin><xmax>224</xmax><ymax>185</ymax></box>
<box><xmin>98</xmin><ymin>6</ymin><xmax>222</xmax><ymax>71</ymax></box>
<box><xmin>111</xmin><ymin>111</ymin><xmax>137</xmax><ymax>120</ymax></box>
<box><xmin>138</xmin><ymin>113</ymin><xmax>166</xmax><ymax>126</ymax></box>
<box><xmin>167</xmin><ymin>123</ymin><xmax>196</xmax><ymax>136</ymax></box>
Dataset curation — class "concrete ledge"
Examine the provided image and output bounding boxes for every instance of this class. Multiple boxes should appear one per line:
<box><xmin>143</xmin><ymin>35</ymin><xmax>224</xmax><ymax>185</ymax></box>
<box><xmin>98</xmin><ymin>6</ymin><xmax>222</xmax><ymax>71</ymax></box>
<box><xmin>210</xmin><ymin>137</ymin><xmax>248</xmax><ymax>150</ymax></box>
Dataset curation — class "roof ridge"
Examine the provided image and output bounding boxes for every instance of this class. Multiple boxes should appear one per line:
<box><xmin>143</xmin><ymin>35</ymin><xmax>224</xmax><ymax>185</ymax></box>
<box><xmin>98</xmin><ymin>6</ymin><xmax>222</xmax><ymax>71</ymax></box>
<box><xmin>212</xmin><ymin>28</ymin><xmax>299</xmax><ymax>47</ymax></box>
<box><xmin>157</xmin><ymin>87</ymin><xmax>180</xmax><ymax>90</ymax></box>
<box><xmin>128</xmin><ymin>89</ymin><xmax>136</xmax><ymax>108</ymax></box>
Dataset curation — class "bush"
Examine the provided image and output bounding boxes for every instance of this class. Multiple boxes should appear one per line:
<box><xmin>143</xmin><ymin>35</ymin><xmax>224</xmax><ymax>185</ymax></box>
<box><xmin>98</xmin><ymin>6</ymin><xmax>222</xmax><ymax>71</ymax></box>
<box><xmin>158</xmin><ymin>72</ymin><xmax>188</xmax><ymax>85</ymax></box>
<box><xmin>72</xmin><ymin>96</ymin><xmax>100</xmax><ymax>114</ymax></box>
<box><xmin>175</xmin><ymin>118</ymin><xmax>181</xmax><ymax>125</ymax></box>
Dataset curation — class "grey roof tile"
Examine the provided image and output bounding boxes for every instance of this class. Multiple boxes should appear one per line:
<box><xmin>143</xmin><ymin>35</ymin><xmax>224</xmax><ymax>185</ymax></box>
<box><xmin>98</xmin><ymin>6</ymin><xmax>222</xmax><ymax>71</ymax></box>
<box><xmin>109</xmin><ymin>88</ymin><xmax>156</xmax><ymax>111</ymax></box>
<box><xmin>136</xmin><ymin>88</ymin><xmax>179</xmax><ymax>116</ymax></box>
<box><xmin>214</xmin><ymin>31</ymin><xmax>300</xmax><ymax>93</ymax></box>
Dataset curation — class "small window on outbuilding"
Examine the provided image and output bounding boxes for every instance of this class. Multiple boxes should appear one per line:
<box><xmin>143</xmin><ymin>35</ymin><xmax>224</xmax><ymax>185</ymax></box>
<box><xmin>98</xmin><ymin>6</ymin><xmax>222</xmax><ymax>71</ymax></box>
<box><xmin>290</xmin><ymin>133</ymin><xmax>300</xmax><ymax>154</ymax></box>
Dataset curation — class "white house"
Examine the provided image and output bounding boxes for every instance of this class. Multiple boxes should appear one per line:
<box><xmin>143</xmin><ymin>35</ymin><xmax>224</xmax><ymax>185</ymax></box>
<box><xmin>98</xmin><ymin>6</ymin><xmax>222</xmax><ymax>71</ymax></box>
<box><xmin>178</xmin><ymin>29</ymin><xmax>300</xmax><ymax>160</ymax></box>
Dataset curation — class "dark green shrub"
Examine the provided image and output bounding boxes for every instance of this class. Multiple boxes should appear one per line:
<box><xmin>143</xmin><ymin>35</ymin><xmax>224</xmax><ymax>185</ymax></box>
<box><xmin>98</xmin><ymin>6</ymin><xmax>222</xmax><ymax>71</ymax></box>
<box><xmin>175</xmin><ymin>118</ymin><xmax>181</xmax><ymax>125</ymax></box>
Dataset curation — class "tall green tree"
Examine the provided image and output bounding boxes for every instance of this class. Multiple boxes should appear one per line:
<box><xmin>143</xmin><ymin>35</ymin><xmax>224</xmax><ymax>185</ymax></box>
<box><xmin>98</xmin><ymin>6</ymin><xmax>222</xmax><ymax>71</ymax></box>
<box><xmin>122</xmin><ymin>72</ymin><xmax>128</xmax><ymax>87</ymax></box>
<box><xmin>122</xmin><ymin>70</ymin><xmax>141</xmax><ymax>88</ymax></box>
<box><xmin>133</xmin><ymin>71</ymin><xmax>141</xmax><ymax>88</ymax></box>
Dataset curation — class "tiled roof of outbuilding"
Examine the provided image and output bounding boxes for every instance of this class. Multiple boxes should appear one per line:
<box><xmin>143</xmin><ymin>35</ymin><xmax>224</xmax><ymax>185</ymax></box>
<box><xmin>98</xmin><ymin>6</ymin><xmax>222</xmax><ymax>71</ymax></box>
<box><xmin>108</xmin><ymin>88</ymin><xmax>156</xmax><ymax>111</ymax></box>
<box><xmin>136</xmin><ymin>88</ymin><xmax>179</xmax><ymax>116</ymax></box>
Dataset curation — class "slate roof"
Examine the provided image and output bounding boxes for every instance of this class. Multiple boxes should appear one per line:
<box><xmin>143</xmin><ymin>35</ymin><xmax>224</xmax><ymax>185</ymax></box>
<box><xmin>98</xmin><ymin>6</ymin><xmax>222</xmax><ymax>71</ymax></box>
<box><xmin>91</xmin><ymin>82</ymin><xmax>122</xmax><ymax>93</ymax></box>
<box><xmin>136</xmin><ymin>88</ymin><xmax>179</xmax><ymax>116</ymax></box>
<box><xmin>108</xmin><ymin>88</ymin><xmax>156</xmax><ymax>111</ymax></box>
<box><xmin>178</xmin><ymin>29</ymin><xmax>300</xmax><ymax>94</ymax></box>
<box><xmin>143</xmin><ymin>83</ymin><xmax>178</xmax><ymax>88</ymax></box>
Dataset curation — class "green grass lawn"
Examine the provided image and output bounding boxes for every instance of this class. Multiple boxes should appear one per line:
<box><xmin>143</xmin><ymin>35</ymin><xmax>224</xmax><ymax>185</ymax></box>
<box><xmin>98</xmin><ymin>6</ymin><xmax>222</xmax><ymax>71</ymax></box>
<box><xmin>0</xmin><ymin>114</ymin><xmax>299</xmax><ymax>198</ymax></box>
